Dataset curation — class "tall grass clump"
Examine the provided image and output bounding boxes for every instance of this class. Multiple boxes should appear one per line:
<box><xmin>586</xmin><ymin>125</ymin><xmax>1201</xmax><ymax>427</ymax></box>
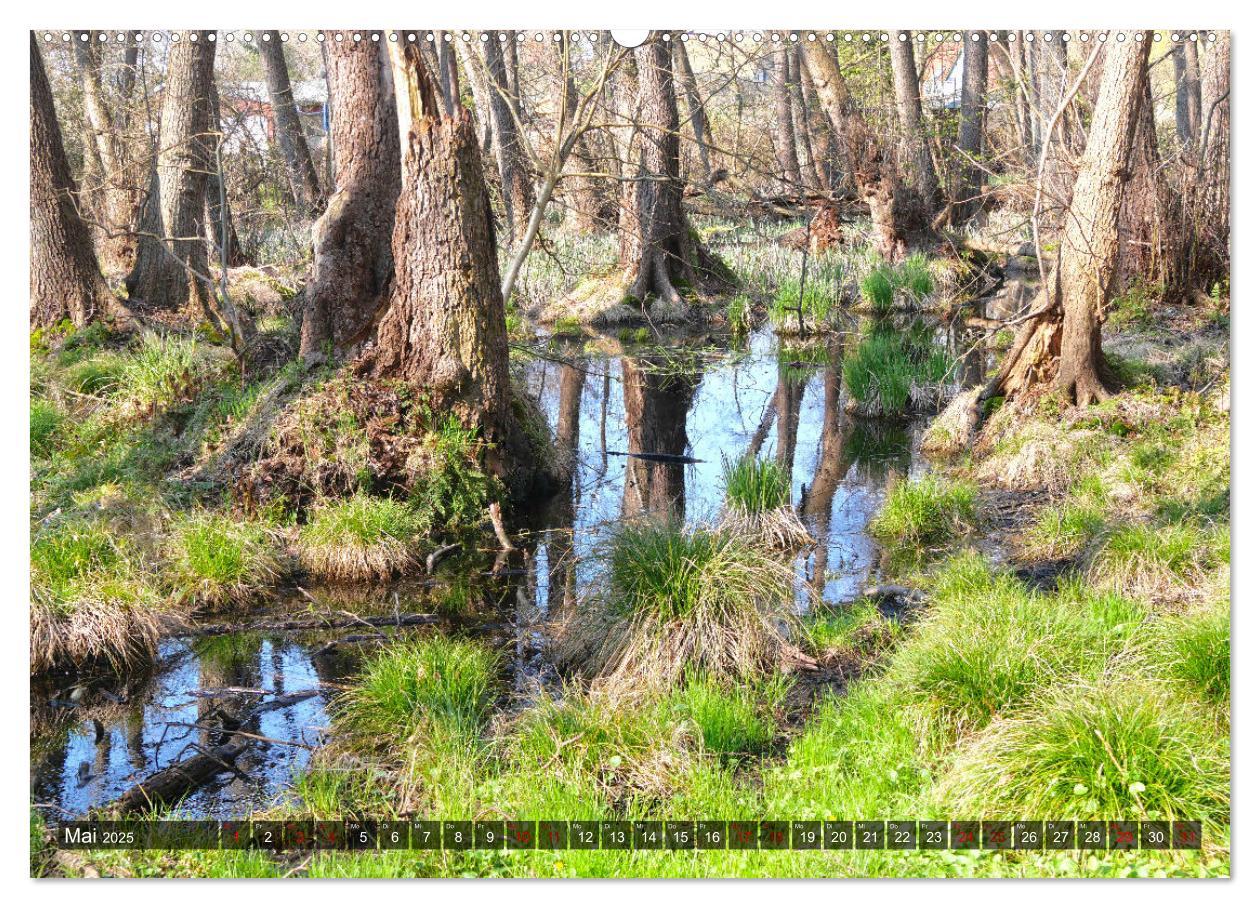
<box><xmin>116</xmin><ymin>331</ymin><xmax>225</xmax><ymax>411</ymax></box>
<box><xmin>885</xmin><ymin>554</ymin><xmax>1144</xmax><ymax>733</ymax></box>
<box><xmin>30</xmin><ymin>519</ymin><xmax>168</xmax><ymax>672</ymax></box>
<box><xmin>725</xmin><ymin>295</ymin><xmax>752</xmax><ymax>335</ymax></box>
<box><xmin>30</xmin><ymin>399</ymin><xmax>62</xmax><ymax>457</ymax></box>
<box><xmin>860</xmin><ymin>267</ymin><xmax>895</xmax><ymax>312</ymax></box>
<box><xmin>895</xmin><ymin>253</ymin><xmax>935</xmax><ymax>299</ymax></box>
<box><xmin>408</xmin><ymin>416</ymin><xmax>502</xmax><ymax>538</ymax></box>
<box><xmin>166</xmin><ymin>512</ymin><xmax>283</xmax><ymax>607</ymax></box>
<box><xmin>553</xmin><ymin>520</ymin><xmax>801</xmax><ymax>689</ymax></box>
<box><xmin>842</xmin><ymin>322</ymin><xmax>952</xmax><ymax>416</ymax></box>
<box><xmin>1149</xmin><ymin>602</ymin><xmax>1230</xmax><ymax>707</ymax></box>
<box><xmin>770</xmin><ymin>280</ymin><xmax>835</xmax><ymax>333</ymax></box>
<box><xmin>665</xmin><ymin>673</ymin><xmax>783</xmax><ymax>760</ymax></box>
<box><xmin>719</xmin><ymin>454</ymin><xmax>811</xmax><ymax>550</ymax></box>
<box><xmin>938</xmin><ymin>680</ymin><xmax>1229</xmax><ymax>831</ymax></box>
<box><xmin>868</xmin><ymin>475</ymin><xmax>977</xmax><ymax>550</ymax></box>
<box><xmin>337</xmin><ymin>636</ymin><xmax>500</xmax><ymax>740</ymax></box>
<box><xmin>298</xmin><ymin>493</ymin><xmax>428</xmax><ymax>581</ymax></box>
<box><xmin>1088</xmin><ymin>522</ymin><xmax>1209</xmax><ymax>601</ymax></box>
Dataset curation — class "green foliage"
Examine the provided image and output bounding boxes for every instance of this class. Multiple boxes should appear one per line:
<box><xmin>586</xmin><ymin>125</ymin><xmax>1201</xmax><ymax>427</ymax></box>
<box><xmin>722</xmin><ymin>454</ymin><xmax>791</xmax><ymax>514</ymax></box>
<box><xmin>167</xmin><ymin>512</ymin><xmax>281</xmax><ymax>606</ymax></box>
<box><xmin>1149</xmin><ymin>602</ymin><xmax>1230</xmax><ymax>706</ymax></box>
<box><xmin>885</xmin><ymin>554</ymin><xmax>1144</xmax><ymax>731</ymax></box>
<box><xmin>30</xmin><ymin>399</ymin><xmax>62</xmax><ymax>457</ymax></box>
<box><xmin>939</xmin><ymin>680</ymin><xmax>1229</xmax><ymax>827</ymax></box>
<box><xmin>30</xmin><ymin>519</ymin><xmax>127</xmax><ymax>609</ymax></box>
<box><xmin>868</xmin><ymin>476</ymin><xmax>977</xmax><ymax>549</ymax></box>
<box><xmin>1108</xmin><ymin>281</ymin><xmax>1161</xmax><ymax>330</ymax></box>
<box><xmin>302</xmin><ymin>494</ymin><xmax>427</xmax><ymax>548</ymax></box>
<box><xmin>896</xmin><ymin>254</ymin><xmax>935</xmax><ymax>299</ymax></box>
<box><xmin>410</xmin><ymin>417</ymin><xmax>502</xmax><ymax>538</ymax></box>
<box><xmin>725</xmin><ymin>295</ymin><xmax>752</xmax><ymax>335</ymax></box>
<box><xmin>65</xmin><ymin>354</ymin><xmax>125</xmax><ymax>395</ymax></box>
<box><xmin>860</xmin><ymin>267</ymin><xmax>894</xmax><ymax>312</ymax></box>
<box><xmin>842</xmin><ymin>321</ymin><xmax>952</xmax><ymax>415</ymax></box>
<box><xmin>665</xmin><ymin>673</ymin><xmax>783</xmax><ymax>759</ymax></box>
<box><xmin>338</xmin><ymin>636</ymin><xmax>500</xmax><ymax>739</ymax></box>
<box><xmin>771</xmin><ymin>280</ymin><xmax>834</xmax><ymax>329</ymax></box>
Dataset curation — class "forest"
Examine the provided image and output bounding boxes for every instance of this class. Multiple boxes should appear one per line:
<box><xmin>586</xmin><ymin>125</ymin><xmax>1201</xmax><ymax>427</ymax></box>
<box><xmin>30</xmin><ymin>28</ymin><xmax>1230</xmax><ymax>879</ymax></box>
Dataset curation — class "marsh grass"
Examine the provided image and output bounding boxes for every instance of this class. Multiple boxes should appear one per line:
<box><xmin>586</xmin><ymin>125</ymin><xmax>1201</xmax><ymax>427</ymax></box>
<box><xmin>1087</xmin><ymin>522</ymin><xmax>1211</xmax><ymax>602</ymax></box>
<box><xmin>868</xmin><ymin>476</ymin><xmax>977</xmax><ymax>550</ymax></box>
<box><xmin>30</xmin><ymin>399</ymin><xmax>62</xmax><ymax>457</ymax></box>
<box><xmin>719</xmin><ymin>455</ymin><xmax>812</xmax><ymax>551</ymax></box>
<box><xmin>298</xmin><ymin>494</ymin><xmax>428</xmax><ymax>581</ymax></box>
<box><xmin>667</xmin><ymin>673</ymin><xmax>784</xmax><ymax>759</ymax></box>
<box><xmin>167</xmin><ymin>512</ymin><xmax>283</xmax><ymax>607</ymax></box>
<box><xmin>1148</xmin><ymin>602</ymin><xmax>1230</xmax><ymax>707</ymax></box>
<box><xmin>886</xmin><ymin>554</ymin><xmax>1144</xmax><ymax>732</ymax></box>
<box><xmin>553</xmin><ymin>520</ymin><xmax>802</xmax><ymax>689</ymax></box>
<box><xmin>842</xmin><ymin>322</ymin><xmax>953</xmax><ymax>416</ymax></box>
<box><xmin>860</xmin><ymin>267</ymin><xmax>894</xmax><ymax>311</ymax></box>
<box><xmin>937</xmin><ymin>680</ymin><xmax>1229</xmax><ymax>830</ymax></box>
<box><xmin>30</xmin><ymin>519</ymin><xmax>168</xmax><ymax>671</ymax></box>
<box><xmin>770</xmin><ymin>280</ymin><xmax>835</xmax><ymax>333</ymax></box>
<box><xmin>725</xmin><ymin>295</ymin><xmax>753</xmax><ymax>335</ymax></box>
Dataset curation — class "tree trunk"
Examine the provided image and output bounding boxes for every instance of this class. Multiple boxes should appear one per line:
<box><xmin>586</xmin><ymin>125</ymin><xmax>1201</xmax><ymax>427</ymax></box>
<box><xmin>557</xmin><ymin>41</ymin><xmax>610</xmax><ymax>232</ymax></box>
<box><xmin>258</xmin><ymin>30</ymin><xmax>325</xmax><ymax>217</ymax></box>
<box><xmin>482</xmin><ymin>32</ymin><xmax>535</xmax><ymax>244</ymax></box>
<box><xmin>204</xmin><ymin>78</ymin><xmax>247</xmax><ymax>268</ymax></box>
<box><xmin>771</xmin><ymin>46</ymin><xmax>802</xmax><ymax>192</ymax></box>
<box><xmin>798</xmin><ymin>52</ymin><xmax>842</xmax><ymax>191</ymax></box>
<box><xmin>991</xmin><ymin>32</ymin><xmax>1151</xmax><ymax>407</ymax></box>
<box><xmin>435</xmin><ymin>32</ymin><xmax>460</xmax><ymax>118</ymax></box>
<box><xmin>801</xmin><ymin>40</ymin><xmax>913</xmax><ymax>259</ymax></box>
<box><xmin>672</xmin><ymin>39</ymin><xmax>714</xmax><ymax>186</ymax></box>
<box><xmin>73</xmin><ymin>32</ymin><xmax>136</xmax><ymax>272</ymax></box>
<box><xmin>787</xmin><ymin>46</ymin><xmax>823</xmax><ymax>192</ymax></box>
<box><xmin>124</xmin><ymin>30</ymin><xmax>216</xmax><ymax>318</ymax></box>
<box><xmin>30</xmin><ymin>34</ymin><xmax>114</xmax><ymax>329</ymax></box>
<box><xmin>614</xmin><ymin>33</ymin><xmax>730</xmax><ymax>305</ymax></box>
<box><xmin>299</xmin><ymin>34</ymin><xmax>400</xmax><ymax>365</ymax></box>
<box><xmin>359</xmin><ymin>43</ymin><xmax>537</xmax><ymax>492</ymax></box>
<box><xmin>956</xmin><ymin>33</ymin><xmax>989</xmax><ymax>220</ymax></box>
<box><xmin>455</xmin><ymin>38</ymin><xmax>495</xmax><ymax>156</ymax></box>
<box><xmin>890</xmin><ymin>34</ymin><xmax>942</xmax><ymax>216</ymax></box>
<box><xmin>1173</xmin><ymin>36</ymin><xmax>1203</xmax><ymax>149</ymax></box>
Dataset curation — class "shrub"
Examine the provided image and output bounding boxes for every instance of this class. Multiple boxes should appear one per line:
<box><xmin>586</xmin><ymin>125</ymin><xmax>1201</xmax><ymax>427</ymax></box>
<box><xmin>868</xmin><ymin>476</ymin><xmax>977</xmax><ymax>549</ymax></box>
<box><xmin>938</xmin><ymin>681</ymin><xmax>1229</xmax><ymax>829</ymax></box>
<box><xmin>553</xmin><ymin>520</ymin><xmax>800</xmax><ymax>688</ymax></box>
<box><xmin>298</xmin><ymin>494</ymin><xmax>428</xmax><ymax>581</ymax></box>
<box><xmin>167</xmin><ymin>513</ymin><xmax>282</xmax><ymax>607</ymax></box>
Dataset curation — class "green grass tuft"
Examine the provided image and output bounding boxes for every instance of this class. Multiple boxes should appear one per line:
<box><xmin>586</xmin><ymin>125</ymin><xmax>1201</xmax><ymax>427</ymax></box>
<box><xmin>167</xmin><ymin>512</ymin><xmax>282</xmax><ymax>607</ymax></box>
<box><xmin>860</xmin><ymin>267</ymin><xmax>895</xmax><ymax>312</ymax></box>
<box><xmin>722</xmin><ymin>454</ymin><xmax>791</xmax><ymax>514</ymax></box>
<box><xmin>868</xmin><ymin>476</ymin><xmax>977</xmax><ymax>549</ymax></box>
<box><xmin>841</xmin><ymin>322</ymin><xmax>952</xmax><ymax>415</ymax></box>
<box><xmin>299</xmin><ymin>494</ymin><xmax>428</xmax><ymax>581</ymax></box>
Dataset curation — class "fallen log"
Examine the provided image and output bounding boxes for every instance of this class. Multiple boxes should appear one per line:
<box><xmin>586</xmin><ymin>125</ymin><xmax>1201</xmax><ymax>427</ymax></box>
<box><xmin>605</xmin><ymin>450</ymin><xmax>705</xmax><ymax>465</ymax></box>
<box><xmin>112</xmin><ymin>743</ymin><xmax>246</xmax><ymax>814</ymax></box>
<box><xmin>178</xmin><ymin>612</ymin><xmax>441</xmax><ymax>638</ymax></box>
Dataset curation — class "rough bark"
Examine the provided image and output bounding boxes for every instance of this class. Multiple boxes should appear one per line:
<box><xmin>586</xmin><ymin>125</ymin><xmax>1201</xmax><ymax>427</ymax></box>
<box><xmin>360</xmin><ymin>43</ymin><xmax>537</xmax><ymax>492</ymax></box>
<box><xmin>801</xmin><ymin>40</ymin><xmax>913</xmax><ymax>259</ymax></box>
<box><xmin>482</xmin><ymin>32</ymin><xmax>535</xmax><ymax>244</ymax></box>
<box><xmin>1173</xmin><ymin>36</ymin><xmax>1203</xmax><ymax>148</ymax></box>
<box><xmin>124</xmin><ymin>30</ymin><xmax>216</xmax><ymax>317</ymax></box>
<box><xmin>614</xmin><ymin>34</ymin><xmax>731</xmax><ymax>305</ymax></box>
<box><xmin>991</xmin><ymin>33</ymin><xmax>1151</xmax><ymax>407</ymax></box>
<box><xmin>299</xmin><ymin>34</ymin><xmax>400</xmax><ymax>365</ymax></box>
<box><xmin>557</xmin><ymin>41</ymin><xmax>611</xmax><ymax>231</ymax></box>
<box><xmin>672</xmin><ymin>39</ymin><xmax>714</xmax><ymax>185</ymax></box>
<box><xmin>73</xmin><ymin>32</ymin><xmax>137</xmax><ymax>272</ymax></box>
<box><xmin>890</xmin><ymin>35</ymin><xmax>942</xmax><ymax>216</ymax></box>
<box><xmin>455</xmin><ymin>38</ymin><xmax>495</xmax><ymax>155</ymax></box>
<box><xmin>771</xmin><ymin>46</ymin><xmax>802</xmax><ymax>191</ymax></box>
<box><xmin>957</xmin><ymin>33</ymin><xmax>989</xmax><ymax>220</ymax></box>
<box><xmin>30</xmin><ymin>33</ymin><xmax>114</xmax><ymax>328</ymax></box>
<box><xmin>435</xmin><ymin>32</ymin><xmax>460</xmax><ymax>118</ymax></box>
<box><xmin>798</xmin><ymin>52</ymin><xmax>842</xmax><ymax>191</ymax></box>
<box><xmin>258</xmin><ymin>31</ymin><xmax>325</xmax><ymax>216</ymax></box>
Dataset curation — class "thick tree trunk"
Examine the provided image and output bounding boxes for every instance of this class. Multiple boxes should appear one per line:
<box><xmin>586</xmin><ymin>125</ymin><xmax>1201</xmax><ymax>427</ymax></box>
<box><xmin>802</xmin><ymin>40</ymin><xmax>913</xmax><ymax>259</ymax></box>
<box><xmin>299</xmin><ymin>34</ymin><xmax>400</xmax><ymax>365</ymax></box>
<box><xmin>258</xmin><ymin>31</ymin><xmax>325</xmax><ymax>217</ymax></box>
<box><xmin>360</xmin><ymin>43</ymin><xmax>537</xmax><ymax>491</ymax></box>
<box><xmin>957</xmin><ymin>34</ymin><xmax>989</xmax><ymax>220</ymax></box>
<box><xmin>772</xmin><ymin>46</ymin><xmax>802</xmax><ymax>191</ymax></box>
<box><xmin>798</xmin><ymin>52</ymin><xmax>842</xmax><ymax>191</ymax></box>
<box><xmin>30</xmin><ymin>34</ymin><xmax>114</xmax><ymax>329</ymax></box>
<box><xmin>124</xmin><ymin>30</ymin><xmax>216</xmax><ymax>318</ymax></box>
<box><xmin>455</xmin><ymin>39</ymin><xmax>495</xmax><ymax>155</ymax></box>
<box><xmin>557</xmin><ymin>42</ymin><xmax>610</xmax><ymax>232</ymax></box>
<box><xmin>672</xmin><ymin>40</ymin><xmax>714</xmax><ymax>186</ymax></box>
<box><xmin>435</xmin><ymin>32</ymin><xmax>460</xmax><ymax>118</ymax></box>
<box><xmin>482</xmin><ymin>32</ymin><xmax>535</xmax><ymax>244</ymax></box>
<box><xmin>1173</xmin><ymin>36</ymin><xmax>1203</xmax><ymax>148</ymax></box>
<box><xmin>991</xmin><ymin>33</ymin><xmax>1151</xmax><ymax>407</ymax></box>
<box><xmin>890</xmin><ymin>35</ymin><xmax>942</xmax><ymax>216</ymax></box>
<box><xmin>614</xmin><ymin>34</ymin><xmax>730</xmax><ymax>305</ymax></box>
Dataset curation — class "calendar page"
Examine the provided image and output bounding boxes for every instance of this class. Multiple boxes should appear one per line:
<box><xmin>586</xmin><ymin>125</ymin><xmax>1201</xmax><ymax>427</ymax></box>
<box><xmin>28</xmin><ymin>24</ymin><xmax>1231</xmax><ymax>882</ymax></box>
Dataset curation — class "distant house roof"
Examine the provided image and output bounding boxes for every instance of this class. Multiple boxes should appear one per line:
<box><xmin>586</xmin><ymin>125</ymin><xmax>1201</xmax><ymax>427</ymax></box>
<box><xmin>919</xmin><ymin>43</ymin><xmax>965</xmax><ymax>110</ymax></box>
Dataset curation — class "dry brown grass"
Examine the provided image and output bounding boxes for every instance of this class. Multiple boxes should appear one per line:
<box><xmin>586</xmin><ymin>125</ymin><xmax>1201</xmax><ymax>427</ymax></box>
<box><xmin>717</xmin><ymin>505</ymin><xmax>814</xmax><ymax>552</ymax></box>
<box><xmin>30</xmin><ymin>596</ymin><xmax>174</xmax><ymax>674</ymax></box>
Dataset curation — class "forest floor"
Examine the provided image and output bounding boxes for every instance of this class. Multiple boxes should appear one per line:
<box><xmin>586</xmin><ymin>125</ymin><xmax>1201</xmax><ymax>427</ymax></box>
<box><xmin>30</xmin><ymin>224</ymin><xmax>1231</xmax><ymax>879</ymax></box>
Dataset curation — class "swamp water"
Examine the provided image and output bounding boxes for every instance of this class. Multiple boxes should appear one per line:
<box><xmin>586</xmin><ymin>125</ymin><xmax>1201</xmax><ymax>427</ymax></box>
<box><xmin>32</xmin><ymin>318</ymin><xmax>986</xmax><ymax>820</ymax></box>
